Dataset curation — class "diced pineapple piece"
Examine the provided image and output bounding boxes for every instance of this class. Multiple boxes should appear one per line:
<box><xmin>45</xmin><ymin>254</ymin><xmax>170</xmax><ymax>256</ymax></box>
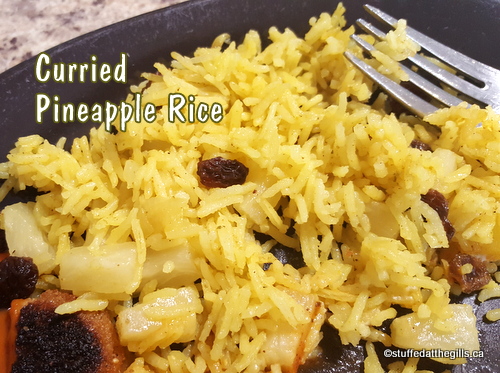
<box><xmin>139</xmin><ymin>196</ymin><xmax>201</xmax><ymax>240</ymax></box>
<box><xmin>261</xmin><ymin>323</ymin><xmax>303</xmax><ymax>368</ymax></box>
<box><xmin>391</xmin><ymin>304</ymin><xmax>479</xmax><ymax>364</ymax></box>
<box><xmin>261</xmin><ymin>290</ymin><xmax>325</xmax><ymax>370</ymax></box>
<box><xmin>365</xmin><ymin>201</ymin><xmax>399</xmax><ymax>239</ymax></box>
<box><xmin>59</xmin><ymin>242</ymin><xmax>140</xmax><ymax>295</ymax></box>
<box><xmin>141</xmin><ymin>246</ymin><xmax>201</xmax><ymax>289</ymax></box>
<box><xmin>116</xmin><ymin>286</ymin><xmax>203</xmax><ymax>353</ymax></box>
<box><xmin>2</xmin><ymin>202</ymin><xmax>56</xmax><ymax>274</ymax></box>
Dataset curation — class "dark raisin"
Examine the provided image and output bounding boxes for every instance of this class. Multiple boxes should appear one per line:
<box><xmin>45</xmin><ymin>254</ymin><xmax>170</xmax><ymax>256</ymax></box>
<box><xmin>0</xmin><ymin>229</ymin><xmax>7</xmax><ymax>253</ymax></box>
<box><xmin>197</xmin><ymin>156</ymin><xmax>249</xmax><ymax>188</ymax></box>
<box><xmin>410</xmin><ymin>139</ymin><xmax>432</xmax><ymax>152</ymax></box>
<box><xmin>421</xmin><ymin>189</ymin><xmax>455</xmax><ymax>241</ymax></box>
<box><xmin>0</xmin><ymin>256</ymin><xmax>39</xmax><ymax>308</ymax></box>
<box><xmin>447</xmin><ymin>253</ymin><xmax>491</xmax><ymax>293</ymax></box>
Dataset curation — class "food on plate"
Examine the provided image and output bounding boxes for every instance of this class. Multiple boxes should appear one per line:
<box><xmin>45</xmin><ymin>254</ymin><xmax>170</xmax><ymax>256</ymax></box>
<box><xmin>1</xmin><ymin>3</ymin><xmax>500</xmax><ymax>372</ymax></box>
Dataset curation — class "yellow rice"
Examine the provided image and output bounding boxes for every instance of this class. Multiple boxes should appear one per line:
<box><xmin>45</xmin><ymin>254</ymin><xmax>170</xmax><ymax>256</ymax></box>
<box><xmin>1</xmin><ymin>3</ymin><xmax>499</xmax><ymax>373</ymax></box>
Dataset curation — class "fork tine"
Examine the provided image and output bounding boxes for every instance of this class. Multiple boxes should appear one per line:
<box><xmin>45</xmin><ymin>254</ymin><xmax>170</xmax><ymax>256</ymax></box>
<box><xmin>408</xmin><ymin>54</ymin><xmax>485</xmax><ymax>101</ymax></box>
<box><xmin>356</xmin><ymin>18</ymin><xmax>385</xmax><ymax>39</ymax></box>
<box><xmin>352</xmin><ymin>5</ymin><xmax>500</xmax><ymax>114</ymax></box>
<box><xmin>344</xmin><ymin>51</ymin><xmax>438</xmax><ymax>118</ymax></box>
<box><xmin>363</xmin><ymin>5</ymin><xmax>492</xmax><ymax>79</ymax></box>
<box><xmin>351</xmin><ymin>27</ymin><xmax>463</xmax><ymax>108</ymax></box>
<box><xmin>357</xmin><ymin>8</ymin><xmax>489</xmax><ymax>104</ymax></box>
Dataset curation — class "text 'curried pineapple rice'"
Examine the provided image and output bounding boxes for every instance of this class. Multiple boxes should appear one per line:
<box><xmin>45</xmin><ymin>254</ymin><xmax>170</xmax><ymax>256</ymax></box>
<box><xmin>1</xmin><ymin>3</ymin><xmax>500</xmax><ymax>373</ymax></box>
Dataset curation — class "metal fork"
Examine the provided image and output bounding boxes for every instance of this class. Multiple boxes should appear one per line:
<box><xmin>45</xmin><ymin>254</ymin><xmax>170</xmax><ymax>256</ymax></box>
<box><xmin>344</xmin><ymin>5</ymin><xmax>500</xmax><ymax>117</ymax></box>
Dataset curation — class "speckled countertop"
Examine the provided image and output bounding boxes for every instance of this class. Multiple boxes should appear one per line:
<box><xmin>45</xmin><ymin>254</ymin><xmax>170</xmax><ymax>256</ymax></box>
<box><xmin>0</xmin><ymin>0</ymin><xmax>188</xmax><ymax>73</ymax></box>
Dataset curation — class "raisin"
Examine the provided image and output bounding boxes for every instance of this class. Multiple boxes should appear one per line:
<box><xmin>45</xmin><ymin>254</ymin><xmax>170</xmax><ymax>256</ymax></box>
<box><xmin>0</xmin><ymin>256</ymin><xmax>39</xmax><ymax>309</ymax></box>
<box><xmin>410</xmin><ymin>139</ymin><xmax>432</xmax><ymax>152</ymax></box>
<box><xmin>421</xmin><ymin>189</ymin><xmax>455</xmax><ymax>241</ymax></box>
<box><xmin>447</xmin><ymin>253</ymin><xmax>491</xmax><ymax>293</ymax></box>
<box><xmin>197</xmin><ymin>156</ymin><xmax>249</xmax><ymax>188</ymax></box>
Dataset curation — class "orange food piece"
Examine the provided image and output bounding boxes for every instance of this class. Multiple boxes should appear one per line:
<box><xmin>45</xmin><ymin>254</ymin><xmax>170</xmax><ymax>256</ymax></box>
<box><xmin>0</xmin><ymin>298</ymin><xmax>30</xmax><ymax>373</ymax></box>
<box><xmin>0</xmin><ymin>309</ymin><xmax>10</xmax><ymax>373</ymax></box>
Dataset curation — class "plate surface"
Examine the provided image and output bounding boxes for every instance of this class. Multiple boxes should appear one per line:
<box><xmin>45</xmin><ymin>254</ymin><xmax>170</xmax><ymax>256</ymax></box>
<box><xmin>1</xmin><ymin>0</ymin><xmax>499</xmax><ymax>371</ymax></box>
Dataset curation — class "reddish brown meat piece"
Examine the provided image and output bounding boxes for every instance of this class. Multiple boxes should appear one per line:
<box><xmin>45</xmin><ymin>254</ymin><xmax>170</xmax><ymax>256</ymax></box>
<box><xmin>11</xmin><ymin>290</ymin><xmax>127</xmax><ymax>373</ymax></box>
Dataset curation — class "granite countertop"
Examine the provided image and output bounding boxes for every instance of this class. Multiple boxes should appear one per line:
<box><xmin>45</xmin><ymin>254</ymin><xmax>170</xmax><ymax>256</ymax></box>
<box><xmin>0</xmin><ymin>0</ymin><xmax>187</xmax><ymax>74</ymax></box>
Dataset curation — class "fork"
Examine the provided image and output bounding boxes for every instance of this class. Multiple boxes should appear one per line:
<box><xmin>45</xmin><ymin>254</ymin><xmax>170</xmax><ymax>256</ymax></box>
<box><xmin>344</xmin><ymin>5</ymin><xmax>500</xmax><ymax>117</ymax></box>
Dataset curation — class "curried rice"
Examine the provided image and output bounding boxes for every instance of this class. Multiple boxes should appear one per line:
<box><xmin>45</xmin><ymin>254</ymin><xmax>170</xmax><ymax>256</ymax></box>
<box><xmin>1</xmin><ymin>3</ymin><xmax>500</xmax><ymax>372</ymax></box>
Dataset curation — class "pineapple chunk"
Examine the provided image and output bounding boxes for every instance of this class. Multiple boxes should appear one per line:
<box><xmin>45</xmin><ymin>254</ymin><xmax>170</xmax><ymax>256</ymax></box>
<box><xmin>116</xmin><ymin>286</ymin><xmax>203</xmax><ymax>353</ymax></box>
<box><xmin>59</xmin><ymin>242</ymin><xmax>140</xmax><ymax>295</ymax></box>
<box><xmin>141</xmin><ymin>246</ymin><xmax>201</xmax><ymax>289</ymax></box>
<box><xmin>2</xmin><ymin>202</ymin><xmax>56</xmax><ymax>274</ymax></box>
<box><xmin>391</xmin><ymin>304</ymin><xmax>479</xmax><ymax>364</ymax></box>
<box><xmin>261</xmin><ymin>290</ymin><xmax>325</xmax><ymax>370</ymax></box>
